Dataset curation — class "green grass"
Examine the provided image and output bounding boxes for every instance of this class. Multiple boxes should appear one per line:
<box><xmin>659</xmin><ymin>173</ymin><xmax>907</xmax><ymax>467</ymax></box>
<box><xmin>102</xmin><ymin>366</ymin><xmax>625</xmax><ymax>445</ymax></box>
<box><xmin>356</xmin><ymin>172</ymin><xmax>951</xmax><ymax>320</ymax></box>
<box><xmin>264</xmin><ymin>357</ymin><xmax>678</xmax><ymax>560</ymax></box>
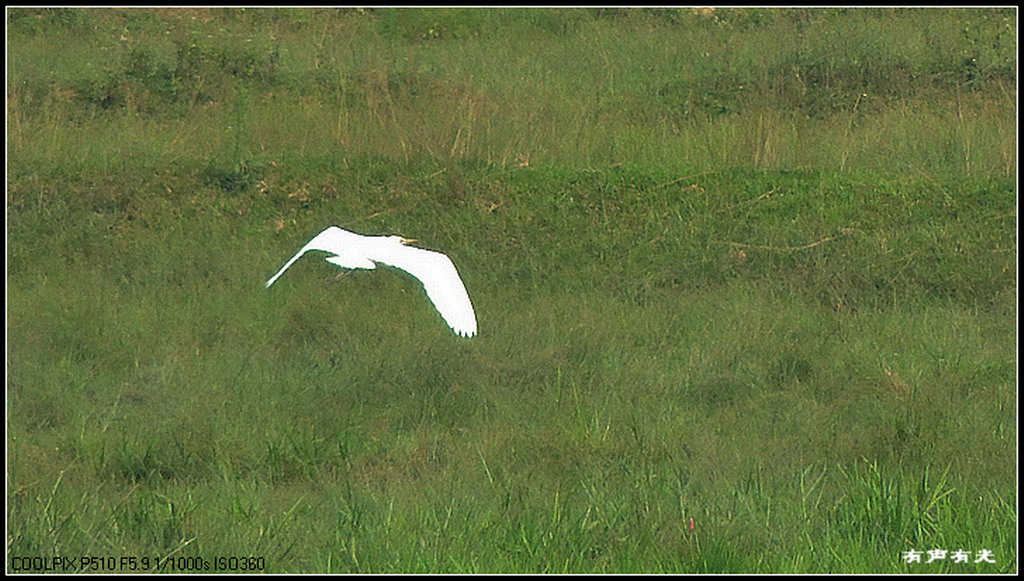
<box><xmin>6</xmin><ymin>7</ymin><xmax>1016</xmax><ymax>573</ymax></box>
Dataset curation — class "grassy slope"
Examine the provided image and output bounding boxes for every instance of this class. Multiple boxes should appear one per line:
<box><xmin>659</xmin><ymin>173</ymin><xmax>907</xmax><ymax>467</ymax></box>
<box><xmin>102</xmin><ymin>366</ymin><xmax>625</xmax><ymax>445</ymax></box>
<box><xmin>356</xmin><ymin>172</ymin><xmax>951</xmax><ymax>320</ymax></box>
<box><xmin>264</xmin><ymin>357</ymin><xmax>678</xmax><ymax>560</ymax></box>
<box><xmin>6</xmin><ymin>7</ymin><xmax>1016</xmax><ymax>573</ymax></box>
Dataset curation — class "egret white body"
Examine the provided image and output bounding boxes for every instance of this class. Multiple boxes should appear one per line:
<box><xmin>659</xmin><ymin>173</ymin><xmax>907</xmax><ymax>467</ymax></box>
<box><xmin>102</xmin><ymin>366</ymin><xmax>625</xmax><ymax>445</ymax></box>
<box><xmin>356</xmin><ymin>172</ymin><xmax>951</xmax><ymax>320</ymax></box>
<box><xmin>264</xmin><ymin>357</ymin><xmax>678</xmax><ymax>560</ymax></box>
<box><xmin>266</xmin><ymin>226</ymin><xmax>477</xmax><ymax>338</ymax></box>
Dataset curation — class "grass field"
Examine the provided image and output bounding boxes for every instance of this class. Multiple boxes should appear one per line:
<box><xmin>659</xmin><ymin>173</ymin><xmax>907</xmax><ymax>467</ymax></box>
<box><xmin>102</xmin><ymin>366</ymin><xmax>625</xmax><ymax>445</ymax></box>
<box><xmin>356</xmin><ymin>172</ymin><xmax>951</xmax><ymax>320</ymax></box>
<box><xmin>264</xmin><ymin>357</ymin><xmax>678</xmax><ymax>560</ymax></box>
<box><xmin>6</xmin><ymin>7</ymin><xmax>1017</xmax><ymax>573</ymax></box>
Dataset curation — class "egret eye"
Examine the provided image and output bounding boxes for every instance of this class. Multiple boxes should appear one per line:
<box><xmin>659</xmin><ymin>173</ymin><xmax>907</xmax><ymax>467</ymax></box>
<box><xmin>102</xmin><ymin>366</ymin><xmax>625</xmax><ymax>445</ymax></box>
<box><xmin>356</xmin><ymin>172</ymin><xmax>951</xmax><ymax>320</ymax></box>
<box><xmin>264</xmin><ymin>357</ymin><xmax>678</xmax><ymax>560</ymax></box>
<box><xmin>266</xmin><ymin>226</ymin><xmax>477</xmax><ymax>337</ymax></box>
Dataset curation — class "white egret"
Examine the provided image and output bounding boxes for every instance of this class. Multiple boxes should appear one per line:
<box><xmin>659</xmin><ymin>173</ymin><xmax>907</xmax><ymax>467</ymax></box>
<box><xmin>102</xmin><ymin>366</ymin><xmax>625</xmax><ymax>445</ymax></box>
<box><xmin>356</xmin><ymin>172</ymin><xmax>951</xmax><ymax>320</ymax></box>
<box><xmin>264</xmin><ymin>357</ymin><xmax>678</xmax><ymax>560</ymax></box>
<box><xmin>266</xmin><ymin>226</ymin><xmax>478</xmax><ymax>337</ymax></box>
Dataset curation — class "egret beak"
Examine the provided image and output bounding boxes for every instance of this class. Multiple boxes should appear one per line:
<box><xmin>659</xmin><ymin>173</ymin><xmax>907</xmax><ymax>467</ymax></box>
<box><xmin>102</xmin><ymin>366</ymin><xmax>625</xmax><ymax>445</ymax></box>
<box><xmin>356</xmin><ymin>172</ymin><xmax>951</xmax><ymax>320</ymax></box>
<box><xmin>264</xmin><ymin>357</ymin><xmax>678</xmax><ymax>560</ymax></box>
<box><xmin>401</xmin><ymin>238</ymin><xmax>419</xmax><ymax>244</ymax></box>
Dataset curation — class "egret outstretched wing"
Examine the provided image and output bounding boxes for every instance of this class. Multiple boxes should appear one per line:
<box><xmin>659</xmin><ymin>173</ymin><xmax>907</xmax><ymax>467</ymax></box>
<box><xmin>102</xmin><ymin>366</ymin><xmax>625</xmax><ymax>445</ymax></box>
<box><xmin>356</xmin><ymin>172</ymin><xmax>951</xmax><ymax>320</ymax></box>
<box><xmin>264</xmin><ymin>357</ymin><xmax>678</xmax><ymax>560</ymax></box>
<box><xmin>265</xmin><ymin>227</ymin><xmax>372</xmax><ymax>288</ymax></box>
<box><xmin>265</xmin><ymin>226</ymin><xmax>477</xmax><ymax>337</ymax></box>
<box><xmin>364</xmin><ymin>243</ymin><xmax>478</xmax><ymax>338</ymax></box>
